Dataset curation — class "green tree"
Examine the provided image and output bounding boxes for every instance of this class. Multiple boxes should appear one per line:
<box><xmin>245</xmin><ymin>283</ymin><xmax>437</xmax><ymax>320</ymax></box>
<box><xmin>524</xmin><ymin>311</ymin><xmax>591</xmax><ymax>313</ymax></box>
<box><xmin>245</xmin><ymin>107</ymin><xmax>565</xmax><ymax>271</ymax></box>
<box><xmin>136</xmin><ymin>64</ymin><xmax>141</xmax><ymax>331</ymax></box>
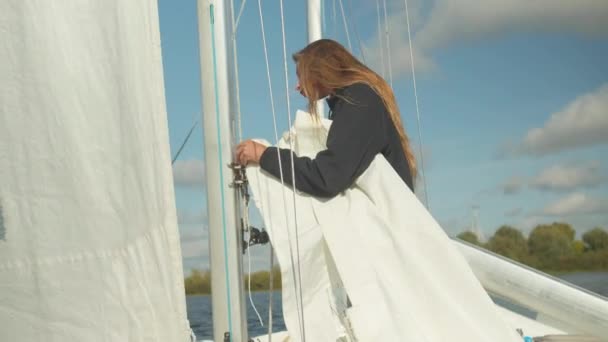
<box><xmin>184</xmin><ymin>269</ymin><xmax>211</xmax><ymax>295</ymax></box>
<box><xmin>528</xmin><ymin>223</ymin><xmax>575</xmax><ymax>270</ymax></box>
<box><xmin>572</xmin><ymin>240</ymin><xmax>586</xmax><ymax>254</ymax></box>
<box><xmin>580</xmin><ymin>249</ymin><xmax>608</xmax><ymax>270</ymax></box>
<box><xmin>244</xmin><ymin>266</ymin><xmax>282</xmax><ymax>291</ymax></box>
<box><xmin>244</xmin><ymin>271</ymin><xmax>269</xmax><ymax>291</ymax></box>
<box><xmin>271</xmin><ymin>265</ymin><xmax>282</xmax><ymax>290</ymax></box>
<box><xmin>553</xmin><ymin>222</ymin><xmax>576</xmax><ymax>241</ymax></box>
<box><xmin>457</xmin><ymin>231</ymin><xmax>481</xmax><ymax>246</ymax></box>
<box><xmin>582</xmin><ymin>227</ymin><xmax>608</xmax><ymax>251</ymax></box>
<box><xmin>486</xmin><ymin>225</ymin><xmax>528</xmax><ymax>262</ymax></box>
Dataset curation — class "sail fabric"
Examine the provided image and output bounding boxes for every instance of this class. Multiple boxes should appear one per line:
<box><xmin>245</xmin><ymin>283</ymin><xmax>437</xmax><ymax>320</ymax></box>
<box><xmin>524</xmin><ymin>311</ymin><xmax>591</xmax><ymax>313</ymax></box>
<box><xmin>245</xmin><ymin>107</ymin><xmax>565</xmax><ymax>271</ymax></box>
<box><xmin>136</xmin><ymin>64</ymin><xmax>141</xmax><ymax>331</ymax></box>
<box><xmin>0</xmin><ymin>1</ymin><xmax>190</xmax><ymax>341</ymax></box>
<box><xmin>247</xmin><ymin>110</ymin><xmax>522</xmax><ymax>342</ymax></box>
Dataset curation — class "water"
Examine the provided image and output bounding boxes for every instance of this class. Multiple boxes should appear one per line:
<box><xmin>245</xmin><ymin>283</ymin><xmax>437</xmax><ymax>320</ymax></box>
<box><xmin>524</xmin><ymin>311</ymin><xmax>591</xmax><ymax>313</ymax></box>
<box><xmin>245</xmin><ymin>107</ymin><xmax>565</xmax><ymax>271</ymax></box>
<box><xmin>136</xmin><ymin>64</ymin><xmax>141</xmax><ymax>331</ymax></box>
<box><xmin>187</xmin><ymin>291</ymin><xmax>285</xmax><ymax>340</ymax></box>
<box><xmin>558</xmin><ymin>272</ymin><xmax>608</xmax><ymax>297</ymax></box>
<box><xmin>186</xmin><ymin>272</ymin><xmax>608</xmax><ymax>340</ymax></box>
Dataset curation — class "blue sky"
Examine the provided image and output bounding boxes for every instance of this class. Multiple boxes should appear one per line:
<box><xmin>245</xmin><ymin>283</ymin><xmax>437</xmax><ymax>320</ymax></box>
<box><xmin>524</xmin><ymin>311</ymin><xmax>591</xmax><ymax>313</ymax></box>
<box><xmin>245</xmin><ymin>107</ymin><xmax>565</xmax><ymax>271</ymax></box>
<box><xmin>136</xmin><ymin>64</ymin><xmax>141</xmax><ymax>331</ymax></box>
<box><xmin>157</xmin><ymin>0</ymin><xmax>608</xmax><ymax>273</ymax></box>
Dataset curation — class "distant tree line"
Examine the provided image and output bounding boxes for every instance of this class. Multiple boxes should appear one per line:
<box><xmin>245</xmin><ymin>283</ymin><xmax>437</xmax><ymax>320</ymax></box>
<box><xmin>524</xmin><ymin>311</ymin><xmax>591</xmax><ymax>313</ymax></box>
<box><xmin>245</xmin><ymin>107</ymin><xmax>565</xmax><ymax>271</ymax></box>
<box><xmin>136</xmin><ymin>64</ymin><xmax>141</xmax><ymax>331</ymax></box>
<box><xmin>185</xmin><ymin>266</ymin><xmax>282</xmax><ymax>295</ymax></box>
<box><xmin>185</xmin><ymin>223</ymin><xmax>608</xmax><ymax>294</ymax></box>
<box><xmin>457</xmin><ymin>223</ymin><xmax>608</xmax><ymax>274</ymax></box>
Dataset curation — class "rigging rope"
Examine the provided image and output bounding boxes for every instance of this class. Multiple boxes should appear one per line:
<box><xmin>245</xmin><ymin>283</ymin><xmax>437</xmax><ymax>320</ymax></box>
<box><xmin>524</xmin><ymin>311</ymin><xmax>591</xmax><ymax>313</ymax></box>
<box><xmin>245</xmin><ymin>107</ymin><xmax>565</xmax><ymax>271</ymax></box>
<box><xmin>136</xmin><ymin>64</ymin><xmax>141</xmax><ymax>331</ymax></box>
<box><xmin>230</xmin><ymin>0</ymin><xmax>244</xmax><ymax>146</ymax></box>
<box><xmin>253</xmin><ymin>2</ymin><xmax>282</xmax><ymax>339</ymax></box>
<box><xmin>247</xmin><ymin>234</ymin><xmax>265</xmax><ymax>327</ymax></box>
<box><xmin>337</xmin><ymin>0</ymin><xmax>352</xmax><ymax>52</ymax></box>
<box><xmin>375</xmin><ymin>0</ymin><xmax>386</xmax><ymax>78</ymax></box>
<box><xmin>278</xmin><ymin>0</ymin><xmax>307</xmax><ymax>339</ymax></box>
<box><xmin>347</xmin><ymin>0</ymin><xmax>367</xmax><ymax>63</ymax></box>
<box><xmin>235</xmin><ymin>166</ymin><xmax>265</xmax><ymax>328</ymax></box>
<box><xmin>257</xmin><ymin>0</ymin><xmax>306</xmax><ymax>340</ymax></box>
<box><xmin>333</xmin><ymin>0</ymin><xmax>338</xmax><ymax>39</ymax></box>
<box><xmin>171</xmin><ymin>120</ymin><xmax>198</xmax><ymax>165</ymax></box>
<box><xmin>267</xmin><ymin>247</ymin><xmax>274</xmax><ymax>340</ymax></box>
<box><xmin>336</xmin><ymin>0</ymin><xmax>366</xmax><ymax>63</ymax></box>
<box><xmin>403</xmin><ymin>0</ymin><xmax>430</xmax><ymax>209</ymax></box>
<box><xmin>234</xmin><ymin>0</ymin><xmax>248</xmax><ymax>34</ymax></box>
<box><xmin>229</xmin><ymin>0</ymin><xmax>267</xmax><ymax>328</ymax></box>
<box><xmin>382</xmin><ymin>0</ymin><xmax>393</xmax><ymax>87</ymax></box>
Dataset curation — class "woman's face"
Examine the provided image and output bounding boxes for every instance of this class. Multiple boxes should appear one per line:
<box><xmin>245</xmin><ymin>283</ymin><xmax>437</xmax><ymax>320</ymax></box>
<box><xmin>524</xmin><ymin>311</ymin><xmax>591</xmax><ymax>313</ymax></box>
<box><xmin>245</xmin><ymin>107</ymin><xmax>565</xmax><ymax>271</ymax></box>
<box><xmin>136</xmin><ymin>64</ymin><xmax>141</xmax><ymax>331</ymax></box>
<box><xmin>295</xmin><ymin>80</ymin><xmax>305</xmax><ymax>98</ymax></box>
<box><xmin>295</xmin><ymin>67</ymin><xmax>306</xmax><ymax>98</ymax></box>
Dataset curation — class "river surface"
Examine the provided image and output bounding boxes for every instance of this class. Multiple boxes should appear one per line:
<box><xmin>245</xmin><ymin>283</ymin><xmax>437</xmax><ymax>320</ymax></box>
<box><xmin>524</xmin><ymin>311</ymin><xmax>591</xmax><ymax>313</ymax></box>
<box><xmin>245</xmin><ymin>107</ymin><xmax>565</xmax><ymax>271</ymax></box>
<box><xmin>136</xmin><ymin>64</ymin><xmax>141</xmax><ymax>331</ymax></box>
<box><xmin>186</xmin><ymin>271</ymin><xmax>608</xmax><ymax>340</ymax></box>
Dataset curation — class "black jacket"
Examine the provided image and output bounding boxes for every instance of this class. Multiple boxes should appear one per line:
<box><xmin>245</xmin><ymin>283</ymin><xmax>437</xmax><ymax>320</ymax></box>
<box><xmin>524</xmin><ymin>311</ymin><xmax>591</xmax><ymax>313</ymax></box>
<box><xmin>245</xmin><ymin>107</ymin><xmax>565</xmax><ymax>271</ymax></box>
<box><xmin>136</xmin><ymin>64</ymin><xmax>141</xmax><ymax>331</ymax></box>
<box><xmin>259</xmin><ymin>82</ymin><xmax>414</xmax><ymax>197</ymax></box>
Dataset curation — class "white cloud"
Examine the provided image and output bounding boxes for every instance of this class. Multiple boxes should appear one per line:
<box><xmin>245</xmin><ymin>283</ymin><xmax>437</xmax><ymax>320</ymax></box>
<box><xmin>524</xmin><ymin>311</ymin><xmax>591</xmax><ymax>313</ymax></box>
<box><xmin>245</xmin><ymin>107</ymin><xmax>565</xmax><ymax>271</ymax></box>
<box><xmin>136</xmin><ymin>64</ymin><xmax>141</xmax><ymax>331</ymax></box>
<box><xmin>180</xmin><ymin>235</ymin><xmax>274</xmax><ymax>272</ymax></box>
<box><xmin>415</xmin><ymin>0</ymin><xmax>608</xmax><ymax>52</ymax></box>
<box><xmin>516</xmin><ymin>212</ymin><xmax>608</xmax><ymax>236</ymax></box>
<box><xmin>177</xmin><ymin>209</ymin><xmax>208</xmax><ymax>225</ymax></box>
<box><xmin>173</xmin><ymin>159</ymin><xmax>206</xmax><ymax>188</ymax></box>
<box><xmin>179</xmin><ymin>221</ymin><xmax>275</xmax><ymax>272</ymax></box>
<box><xmin>502</xmin><ymin>161</ymin><xmax>606</xmax><ymax>195</ymax></box>
<box><xmin>360</xmin><ymin>0</ymin><xmax>608</xmax><ymax>79</ymax></box>
<box><xmin>179</xmin><ymin>229</ymin><xmax>208</xmax><ymax>259</ymax></box>
<box><xmin>507</xmin><ymin>84</ymin><xmax>608</xmax><ymax>156</ymax></box>
<box><xmin>180</xmin><ymin>230</ymin><xmax>207</xmax><ymax>242</ymax></box>
<box><xmin>541</xmin><ymin>193</ymin><xmax>608</xmax><ymax>216</ymax></box>
<box><xmin>181</xmin><ymin>239</ymin><xmax>209</xmax><ymax>259</ymax></box>
<box><xmin>178</xmin><ymin>211</ymin><xmax>208</xmax><ymax>259</ymax></box>
<box><xmin>530</xmin><ymin>161</ymin><xmax>605</xmax><ymax>191</ymax></box>
<box><xmin>361</xmin><ymin>0</ymin><xmax>436</xmax><ymax>78</ymax></box>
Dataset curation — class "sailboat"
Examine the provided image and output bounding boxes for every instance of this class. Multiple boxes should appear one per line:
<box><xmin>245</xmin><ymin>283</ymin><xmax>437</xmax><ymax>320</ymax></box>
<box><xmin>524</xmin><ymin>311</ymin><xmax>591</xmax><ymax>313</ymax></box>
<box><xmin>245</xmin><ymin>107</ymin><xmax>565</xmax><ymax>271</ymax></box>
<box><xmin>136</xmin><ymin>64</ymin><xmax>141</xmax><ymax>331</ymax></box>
<box><xmin>1</xmin><ymin>0</ymin><xmax>607</xmax><ymax>342</ymax></box>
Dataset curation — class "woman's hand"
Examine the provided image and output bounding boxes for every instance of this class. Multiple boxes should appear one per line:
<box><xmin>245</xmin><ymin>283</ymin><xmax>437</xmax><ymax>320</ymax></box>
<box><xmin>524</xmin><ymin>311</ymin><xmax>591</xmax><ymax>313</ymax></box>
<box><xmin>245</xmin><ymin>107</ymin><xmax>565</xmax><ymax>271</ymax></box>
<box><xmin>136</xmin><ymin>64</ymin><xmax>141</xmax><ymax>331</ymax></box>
<box><xmin>236</xmin><ymin>140</ymin><xmax>267</xmax><ymax>165</ymax></box>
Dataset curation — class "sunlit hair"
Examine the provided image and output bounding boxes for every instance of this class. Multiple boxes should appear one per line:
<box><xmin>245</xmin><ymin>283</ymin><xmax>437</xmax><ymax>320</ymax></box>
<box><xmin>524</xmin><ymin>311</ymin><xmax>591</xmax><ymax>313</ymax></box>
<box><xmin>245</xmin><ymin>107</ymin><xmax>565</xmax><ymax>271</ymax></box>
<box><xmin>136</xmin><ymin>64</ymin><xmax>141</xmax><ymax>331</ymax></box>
<box><xmin>293</xmin><ymin>38</ymin><xmax>417</xmax><ymax>182</ymax></box>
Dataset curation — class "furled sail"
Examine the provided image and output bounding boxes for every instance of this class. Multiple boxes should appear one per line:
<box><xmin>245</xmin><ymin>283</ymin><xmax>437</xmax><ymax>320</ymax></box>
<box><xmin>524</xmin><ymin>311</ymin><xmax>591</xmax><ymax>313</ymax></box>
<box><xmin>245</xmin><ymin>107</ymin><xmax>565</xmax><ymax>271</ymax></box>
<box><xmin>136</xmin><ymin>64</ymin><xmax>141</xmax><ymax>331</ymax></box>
<box><xmin>247</xmin><ymin>110</ymin><xmax>522</xmax><ymax>342</ymax></box>
<box><xmin>0</xmin><ymin>1</ymin><xmax>190</xmax><ymax>341</ymax></box>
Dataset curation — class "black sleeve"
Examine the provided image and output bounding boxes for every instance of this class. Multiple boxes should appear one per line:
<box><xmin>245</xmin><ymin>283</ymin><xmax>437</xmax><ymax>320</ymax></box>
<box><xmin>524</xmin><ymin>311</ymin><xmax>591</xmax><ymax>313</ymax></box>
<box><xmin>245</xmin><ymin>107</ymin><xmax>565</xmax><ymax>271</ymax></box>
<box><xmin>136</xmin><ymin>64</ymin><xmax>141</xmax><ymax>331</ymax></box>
<box><xmin>258</xmin><ymin>85</ymin><xmax>386</xmax><ymax>198</ymax></box>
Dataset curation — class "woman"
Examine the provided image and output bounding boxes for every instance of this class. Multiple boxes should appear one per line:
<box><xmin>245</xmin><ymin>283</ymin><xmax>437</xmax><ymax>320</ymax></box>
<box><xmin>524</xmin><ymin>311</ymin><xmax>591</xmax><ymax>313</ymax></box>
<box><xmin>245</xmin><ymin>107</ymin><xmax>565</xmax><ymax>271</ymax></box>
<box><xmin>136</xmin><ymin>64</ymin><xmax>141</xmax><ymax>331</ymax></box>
<box><xmin>237</xmin><ymin>39</ymin><xmax>416</xmax><ymax>197</ymax></box>
<box><xmin>238</xmin><ymin>40</ymin><xmax>524</xmax><ymax>342</ymax></box>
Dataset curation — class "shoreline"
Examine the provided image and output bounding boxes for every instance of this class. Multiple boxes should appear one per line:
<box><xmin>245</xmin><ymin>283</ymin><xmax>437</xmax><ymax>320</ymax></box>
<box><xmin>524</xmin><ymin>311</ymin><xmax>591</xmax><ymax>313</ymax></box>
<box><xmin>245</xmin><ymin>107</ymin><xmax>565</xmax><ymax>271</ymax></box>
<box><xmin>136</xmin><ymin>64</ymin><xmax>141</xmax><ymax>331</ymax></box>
<box><xmin>185</xmin><ymin>270</ymin><xmax>608</xmax><ymax>296</ymax></box>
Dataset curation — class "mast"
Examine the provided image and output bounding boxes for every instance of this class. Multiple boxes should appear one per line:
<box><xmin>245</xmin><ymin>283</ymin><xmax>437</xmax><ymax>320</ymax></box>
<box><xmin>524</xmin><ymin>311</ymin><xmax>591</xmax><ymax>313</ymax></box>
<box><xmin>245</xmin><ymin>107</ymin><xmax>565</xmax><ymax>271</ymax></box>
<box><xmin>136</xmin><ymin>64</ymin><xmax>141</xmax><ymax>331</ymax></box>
<box><xmin>307</xmin><ymin>0</ymin><xmax>325</xmax><ymax>116</ymax></box>
<box><xmin>307</xmin><ymin>0</ymin><xmax>322</xmax><ymax>43</ymax></box>
<box><xmin>197</xmin><ymin>1</ymin><xmax>248</xmax><ymax>341</ymax></box>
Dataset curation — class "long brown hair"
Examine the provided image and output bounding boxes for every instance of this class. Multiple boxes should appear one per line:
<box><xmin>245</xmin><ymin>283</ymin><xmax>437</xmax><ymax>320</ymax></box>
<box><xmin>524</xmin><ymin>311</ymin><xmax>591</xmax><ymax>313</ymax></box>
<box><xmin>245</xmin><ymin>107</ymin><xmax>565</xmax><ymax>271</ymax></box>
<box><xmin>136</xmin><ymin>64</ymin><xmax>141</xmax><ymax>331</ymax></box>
<box><xmin>293</xmin><ymin>38</ymin><xmax>417</xmax><ymax>182</ymax></box>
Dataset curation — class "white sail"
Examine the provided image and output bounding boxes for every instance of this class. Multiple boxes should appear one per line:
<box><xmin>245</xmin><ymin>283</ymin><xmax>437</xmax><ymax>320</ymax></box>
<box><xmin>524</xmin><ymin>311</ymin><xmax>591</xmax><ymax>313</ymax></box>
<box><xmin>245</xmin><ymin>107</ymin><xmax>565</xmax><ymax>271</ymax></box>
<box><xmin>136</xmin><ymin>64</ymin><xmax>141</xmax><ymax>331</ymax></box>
<box><xmin>247</xmin><ymin>110</ymin><xmax>522</xmax><ymax>342</ymax></box>
<box><xmin>0</xmin><ymin>1</ymin><xmax>190</xmax><ymax>341</ymax></box>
